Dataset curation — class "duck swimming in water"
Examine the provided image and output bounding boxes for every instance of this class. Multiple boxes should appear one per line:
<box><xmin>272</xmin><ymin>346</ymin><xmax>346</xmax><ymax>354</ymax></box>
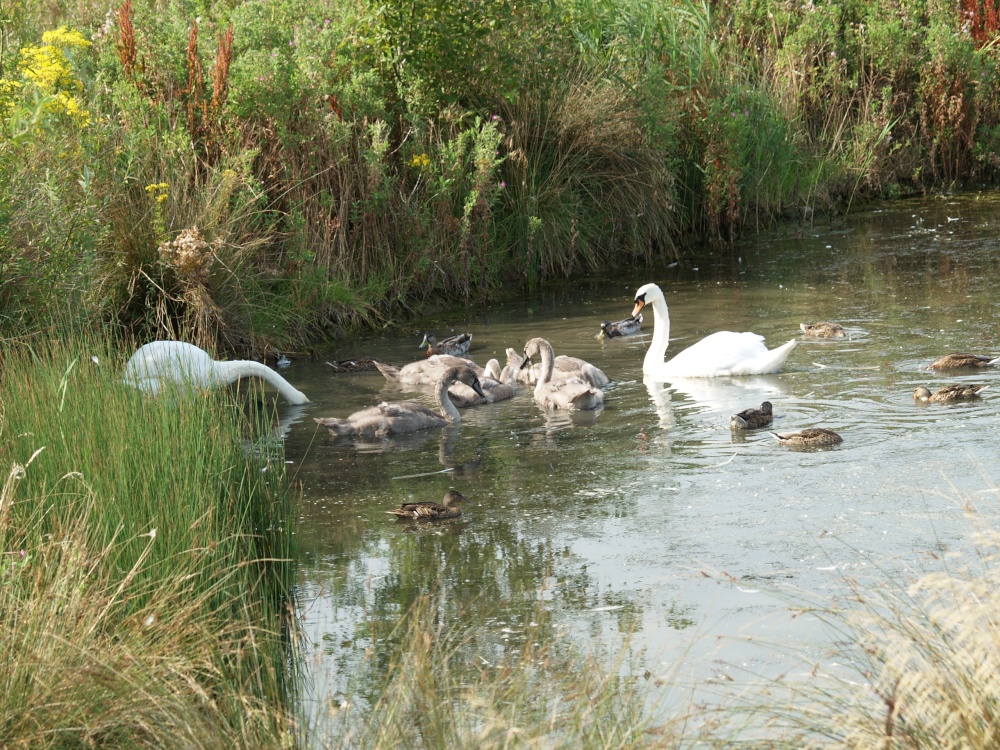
<box><xmin>600</xmin><ymin>315</ymin><xmax>643</xmax><ymax>338</ymax></box>
<box><xmin>420</xmin><ymin>332</ymin><xmax>473</xmax><ymax>356</ymax></box>
<box><xmin>927</xmin><ymin>353</ymin><xmax>1000</xmax><ymax>370</ymax></box>
<box><xmin>730</xmin><ymin>401</ymin><xmax>774</xmax><ymax>430</ymax></box>
<box><xmin>770</xmin><ymin>428</ymin><xmax>843</xmax><ymax>447</ymax></box>
<box><xmin>315</xmin><ymin>366</ymin><xmax>484</xmax><ymax>437</ymax></box>
<box><xmin>913</xmin><ymin>384</ymin><xmax>988</xmax><ymax>403</ymax></box>
<box><xmin>800</xmin><ymin>322</ymin><xmax>846</xmax><ymax>338</ymax></box>
<box><xmin>385</xmin><ymin>489</ymin><xmax>469</xmax><ymax>520</ymax></box>
<box><xmin>326</xmin><ymin>356</ymin><xmax>379</xmax><ymax>373</ymax></box>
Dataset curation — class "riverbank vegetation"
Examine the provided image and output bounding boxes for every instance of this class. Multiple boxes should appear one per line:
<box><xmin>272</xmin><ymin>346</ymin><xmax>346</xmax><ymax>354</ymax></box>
<box><xmin>0</xmin><ymin>337</ymin><xmax>296</xmax><ymax>747</ymax></box>
<box><xmin>4</xmin><ymin>0</ymin><xmax>1000</xmax><ymax>350</ymax></box>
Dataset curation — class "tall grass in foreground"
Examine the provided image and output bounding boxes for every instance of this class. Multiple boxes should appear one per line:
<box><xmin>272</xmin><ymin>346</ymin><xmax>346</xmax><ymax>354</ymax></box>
<box><xmin>314</xmin><ymin>595</ymin><xmax>687</xmax><ymax>749</ymax></box>
<box><xmin>737</xmin><ymin>503</ymin><xmax>1000</xmax><ymax>749</ymax></box>
<box><xmin>0</xmin><ymin>336</ymin><xmax>296</xmax><ymax>748</ymax></box>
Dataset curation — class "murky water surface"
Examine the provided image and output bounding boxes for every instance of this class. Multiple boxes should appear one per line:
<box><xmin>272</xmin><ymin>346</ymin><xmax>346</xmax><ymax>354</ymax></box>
<box><xmin>278</xmin><ymin>194</ymin><xmax>1000</xmax><ymax>721</ymax></box>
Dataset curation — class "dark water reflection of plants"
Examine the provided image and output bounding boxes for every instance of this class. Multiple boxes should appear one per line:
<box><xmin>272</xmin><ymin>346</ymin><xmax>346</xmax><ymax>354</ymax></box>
<box><xmin>279</xmin><ymin>193</ymin><xmax>1000</xmax><ymax>726</ymax></box>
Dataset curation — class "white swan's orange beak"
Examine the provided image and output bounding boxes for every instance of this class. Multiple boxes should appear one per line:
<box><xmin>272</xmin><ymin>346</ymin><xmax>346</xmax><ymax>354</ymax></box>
<box><xmin>631</xmin><ymin>299</ymin><xmax>645</xmax><ymax>318</ymax></box>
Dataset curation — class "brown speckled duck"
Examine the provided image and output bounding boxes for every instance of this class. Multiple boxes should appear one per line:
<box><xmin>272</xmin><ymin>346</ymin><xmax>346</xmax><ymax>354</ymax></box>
<box><xmin>928</xmin><ymin>353</ymin><xmax>1000</xmax><ymax>370</ymax></box>
<box><xmin>326</xmin><ymin>357</ymin><xmax>379</xmax><ymax>373</ymax></box>
<box><xmin>730</xmin><ymin>401</ymin><xmax>774</xmax><ymax>430</ymax></box>
<box><xmin>800</xmin><ymin>322</ymin><xmax>846</xmax><ymax>338</ymax></box>
<box><xmin>771</xmin><ymin>428</ymin><xmax>843</xmax><ymax>447</ymax></box>
<box><xmin>913</xmin><ymin>384</ymin><xmax>988</xmax><ymax>403</ymax></box>
<box><xmin>386</xmin><ymin>489</ymin><xmax>469</xmax><ymax>520</ymax></box>
<box><xmin>420</xmin><ymin>332</ymin><xmax>473</xmax><ymax>356</ymax></box>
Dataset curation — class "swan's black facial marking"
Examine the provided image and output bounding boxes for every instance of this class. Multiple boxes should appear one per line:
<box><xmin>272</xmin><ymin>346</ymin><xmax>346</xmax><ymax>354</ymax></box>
<box><xmin>631</xmin><ymin>293</ymin><xmax>646</xmax><ymax>318</ymax></box>
<box><xmin>470</xmin><ymin>376</ymin><xmax>486</xmax><ymax>399</ymax></box>
<box><xmin>519</xmin><ymin>353</ymin><xmax>532</xmax><ymax>370</ymax></box>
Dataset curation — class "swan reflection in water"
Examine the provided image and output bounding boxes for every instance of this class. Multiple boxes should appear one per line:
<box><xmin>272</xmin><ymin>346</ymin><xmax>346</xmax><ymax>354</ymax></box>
<box><xmin>664</xmin><ymin>375</ymin><xmax>789</xmax><ymax>416</ymax></box>
<box><xmin>642</xmin><ymin>375</ymin><xmax>790</xmax><ymax>446</ymax></box>
<box><xmin>333</xmin><ymin>426</ymin><xmax>486</xmax><ymax>481</ymax></box>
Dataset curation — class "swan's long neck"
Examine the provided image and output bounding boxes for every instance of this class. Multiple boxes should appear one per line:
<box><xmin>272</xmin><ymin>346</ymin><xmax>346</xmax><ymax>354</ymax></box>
<box><xmin>533</xmin><ymin>341</ymin><xmax>556</xmax><ymax>397</ymax></box>
<box><xmin>645</xmin><ymin>296</ymin><xmax>671</xmax><ymax>374</ymax></box>
<box><xmin>435</xmin><ymin>378</ymin><xmax>462</xmax><ymax>422</ymax></box>
<box><xmin>215</xmin><ymin>360</ymin><xmax>310</xmax><ymax>405</ymax></box>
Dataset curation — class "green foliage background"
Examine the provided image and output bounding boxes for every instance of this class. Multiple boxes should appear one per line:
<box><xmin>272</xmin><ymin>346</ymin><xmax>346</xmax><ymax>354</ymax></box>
<box><xmin>3</xmin><ymin>0</ymin><xmax>999</xmax><ymax>350</ymax></box>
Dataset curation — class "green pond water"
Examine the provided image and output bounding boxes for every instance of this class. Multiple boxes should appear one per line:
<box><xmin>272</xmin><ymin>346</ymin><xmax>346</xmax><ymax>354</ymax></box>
<box><xmin>275</xmin><ymin>192</ymin><xmax>1000</xmax><ymax>725</ymax></box>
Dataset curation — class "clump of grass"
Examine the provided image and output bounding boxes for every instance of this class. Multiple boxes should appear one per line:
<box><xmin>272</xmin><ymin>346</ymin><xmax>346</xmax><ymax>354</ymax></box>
<box><xmin>832</xmin><ymin>523</ymin><xmax>1000</xmax><ymax>748</ymax></box>
<box><xmin>318</xmin><ymin>595</ymin><xmax>685</xmax><ymax>749</ymax></box>
<box><xmin>745</xmin><ymin>504</ymin><xmax>1000</xmax><ymax>749</ymax></box>
<box><xmin>0</xmin><ymin>334</ymin><xmax>296</xmax><ymax>748</ymax></box>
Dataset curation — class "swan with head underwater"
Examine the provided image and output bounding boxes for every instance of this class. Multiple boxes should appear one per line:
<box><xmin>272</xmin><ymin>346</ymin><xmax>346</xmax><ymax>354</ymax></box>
<box><xmin>631</xmin><ymin>283</ymin><xmax>797</xmax><ymax>379</ymax></box>
<box><xmin>124</xmin><ymin>341</ymin><xmax>310</xmax><ymax>404</ymax></box>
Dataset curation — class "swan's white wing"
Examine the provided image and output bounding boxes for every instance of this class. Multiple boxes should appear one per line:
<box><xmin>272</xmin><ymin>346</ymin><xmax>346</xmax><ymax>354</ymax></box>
<box><xmin>661</xmin><ymin>332</ymin><xmax>795</xmax><ymax>377</ymax></box>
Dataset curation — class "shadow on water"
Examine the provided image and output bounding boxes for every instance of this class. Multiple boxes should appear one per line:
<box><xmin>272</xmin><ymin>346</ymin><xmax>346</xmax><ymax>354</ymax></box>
<box><xmin>279</xmin><ymin>192</ymin><xmax>1000</xmax><ymax>729</ymax></box>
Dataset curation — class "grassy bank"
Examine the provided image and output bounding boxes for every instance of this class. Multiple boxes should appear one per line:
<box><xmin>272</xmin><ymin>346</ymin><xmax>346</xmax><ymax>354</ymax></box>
<box><xmin>0</xmin><ymin>336</ymin><xmax>296</xmax><ymax>747</ymax></box>
<box><xmin>4</xmin><ymin>0</ymin><xmax>1000</xmax><ymax>351</ymax></box>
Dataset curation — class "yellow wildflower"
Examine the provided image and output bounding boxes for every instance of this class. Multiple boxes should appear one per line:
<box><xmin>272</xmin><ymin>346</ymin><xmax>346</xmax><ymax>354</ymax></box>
<box><xmin>17</xmin><ymin>26</ymin><xmax>92</xmax><ymax>126</ymax></box>
<box><xmin>41</xmin><ymin>27</ymin><xmax>92</xmax><ymax>51</ymax></box>
<box><xmin>0</xmin><ymin>78</ymin><xmax>23</xmax><ymax>117</ymax></box>
<box><xmin>408</xmin><ymin>153</ymin><xmax>431</xmax><ymax>169</ymax></box>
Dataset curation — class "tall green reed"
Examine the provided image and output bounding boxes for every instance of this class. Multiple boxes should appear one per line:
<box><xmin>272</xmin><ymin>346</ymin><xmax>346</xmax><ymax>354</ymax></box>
<box><xmin>0</xmin><ymin>334</ymin><xmax>297</xmax><ymax>748</ymax></box>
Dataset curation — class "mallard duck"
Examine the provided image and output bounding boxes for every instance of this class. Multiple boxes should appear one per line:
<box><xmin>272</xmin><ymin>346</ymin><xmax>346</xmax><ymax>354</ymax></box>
<box><xmin>632</xmin><ymin>283</ymin><xmax>796</xmax><ymax>379</ymax></box>
<box><xmin>800</xmin><ymin>322</ymin><xmax>846</xmax><ymax>338</ymax></box>
<box><xmin>314</xmin><ymin>366</ymin><xmax>484</xmax><ymax>437</ymax></box>
<box><xmin>420</xmin><ymin>332</ymin><xmax>472</xmax><ymax>356</ymax></box>
<box><xmin>730</xmin><ymin>401</ymin><xmax>774</xmax><ymax>430</ymax></box>
<box><xmin>600</xmin><ymin>315</ymin><xmax>643</xmax><ymax>338</ymax></box>
<box><xmin>386</xmin><ymin>489</ymin><xmax>469</xmax><ymax>520</ymax></box>
<box><xmin>927</xmin><ymin>353</ymin><xmax>1000</xmax><ymax>370</ymax></box>
<box><xmin>325</xmin><ymin>356</ymin><xmax>379</xmax><ymax>373</ymax></box>
<box><xmin>770</xmin><ymin>428</ymin><xmax>843</xmax><ymax>447</ymax></box>
<box><xmin>913</xmin><ymin>384</ymin><xmax>988</xmax><ymax>403</ymax></box>
<box><xmin>449</xmin><ymin>358</ymin><xmax>516</xmax><ymax>407</ymax></box>
<box><xmin>520</xmin><ymin>338</ymin><xmax>604</xmax><ymax>410</ymax></box>
<box><xmin>374</xmin><ymin>355</ymin><xmax>485</xmax><ymax>385</ymax></box>
<box><xmin>503</xmin><ymin>348</ymin><xmax>610</xmax><ymax>388</ymax></box>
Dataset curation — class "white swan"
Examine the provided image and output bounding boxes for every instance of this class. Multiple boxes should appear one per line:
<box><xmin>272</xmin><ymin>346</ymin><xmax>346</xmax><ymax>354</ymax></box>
<box><xmin>632</xmin><ymin>283</ymin><xmax>797</xmax><ymax>379</ymax></box>
<box><xmin>124</xmin><ymin>341</ymin><xmax>310</xmax><ymax>404</ymax></box>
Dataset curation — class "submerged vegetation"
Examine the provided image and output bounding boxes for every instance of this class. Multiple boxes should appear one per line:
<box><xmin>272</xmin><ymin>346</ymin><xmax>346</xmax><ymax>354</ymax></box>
<box><xmin>4</xmin><ymin>0</ymin><xmax>1000</xmax><ymax>349</ymax></box>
